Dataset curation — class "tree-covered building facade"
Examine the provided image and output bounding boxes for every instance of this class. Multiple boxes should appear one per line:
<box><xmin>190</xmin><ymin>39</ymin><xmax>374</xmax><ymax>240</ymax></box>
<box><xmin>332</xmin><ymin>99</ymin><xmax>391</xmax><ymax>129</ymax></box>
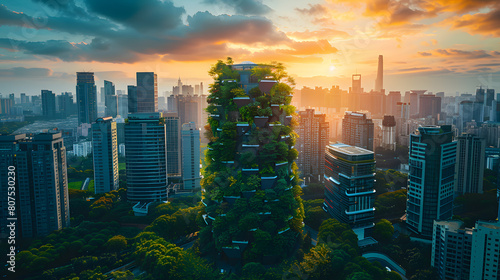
<box><xmin>200</xmin><ymin>59</ymin><xmax>304</xmax><ymax>262</ymax></box>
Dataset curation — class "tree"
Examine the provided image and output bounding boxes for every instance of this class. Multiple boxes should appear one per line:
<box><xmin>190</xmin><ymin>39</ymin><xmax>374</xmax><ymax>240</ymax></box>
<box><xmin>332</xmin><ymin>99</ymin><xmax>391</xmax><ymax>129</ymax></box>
<box><xmin>110</xmin><ymin>270</ymin><xmax>134</xmax><ymax>280</ymax></box>
<box><xmin>373</xmin><ymin>219</ymin><xmax>394</xmax><ymax>243</ymax></box>
<box><xmin>105</xmin><ymin>235</ymin><xmax>127</xmax><ymax>252</ymax></box>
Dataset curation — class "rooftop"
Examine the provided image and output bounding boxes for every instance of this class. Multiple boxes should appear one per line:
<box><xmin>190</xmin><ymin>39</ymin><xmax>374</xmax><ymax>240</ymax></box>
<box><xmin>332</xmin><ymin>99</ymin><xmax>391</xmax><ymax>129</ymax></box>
<box><xmin>329</xmin><ymin>143</ymin><xmax>373</xmax><ymax>155</ymax></box>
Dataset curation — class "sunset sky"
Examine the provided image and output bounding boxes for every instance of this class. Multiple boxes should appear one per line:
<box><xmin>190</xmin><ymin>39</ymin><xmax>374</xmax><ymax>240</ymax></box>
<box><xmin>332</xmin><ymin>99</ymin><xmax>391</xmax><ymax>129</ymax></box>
<box><xmin>0</xmin><ymin>0</ymin><xmax>499</xmax><ymax>95</ymax></box>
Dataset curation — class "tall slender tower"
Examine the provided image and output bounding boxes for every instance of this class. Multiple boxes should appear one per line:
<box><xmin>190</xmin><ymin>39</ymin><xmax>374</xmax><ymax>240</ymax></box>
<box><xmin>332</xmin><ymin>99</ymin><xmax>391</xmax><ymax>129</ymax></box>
<box><xmin>92</xmin><ymin>117</ymin><xmax>119</xmax><ymax>194</ymax></box>
<box><xmin>375</xmin><ymin>55</ymin><xmax>383</xmax><ymax>92</ymax></box>
<box><xmin>76</xmin><ymin>72</ymin><xmax>97</xmax><ymax>125</ymax></box>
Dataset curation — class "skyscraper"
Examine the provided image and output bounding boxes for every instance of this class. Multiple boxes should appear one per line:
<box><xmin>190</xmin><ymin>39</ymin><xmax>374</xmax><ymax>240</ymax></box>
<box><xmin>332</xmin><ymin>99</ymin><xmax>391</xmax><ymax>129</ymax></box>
<box><xmin>324</xmin><ymin>143</ymin><xmax>375</xmax><ymax>238</ymax></box>
<box><xmin>406</xmin><ymin>125</ymin><xmax>456</xmax><ymax>238</ymax></box>
<box><xmin>349</xmin><ymin>74</ymin><xmax>362</xmax><ymax>111</ymax></box>
<box><xmin>125</xmin><ymin>112</ymin><xmax>167</xmax><ymax>202</ymax></box>
<box><xmin>342</xmin><ymin>111</ymin><xmax>374</xmax><ymax>151</ymax></box>
<box><xmin>181</xmin><ymin>122</ymin><xmax>201</xmax><ymax>189</ymax></box>
<box><xmin>381</xmin><ymin>115</ymin><xmax>396</xmax><ymax>151</ymax></box>
<box><xmin>136</xmin><ymin>72</ymin><xmax>158</xmax><ymax>113</ymax></box>
<box><xmin>92</xmin><ymin>117</ymin><xmax>119</xmax><ymax>194</ymax></box>
<box><xmin>375</xmin><ymin>55</ymin><xmax>383</xmax><ymax>92</ymax></box>
<box><xmin>76</xmin><ymin>72</ymin><xmax>97</xmax><ymax>125</ymax></box>
<box><xmin>419</xmin><ymin>94</ymin><xmax>441</xmax><ymax>119</ymax></box>
<box><xmin>127</xmin><ymin>85</ymin><xmax>137</xmax><ymax>114</ymax></box>
<box><xmin>57</xmin><ymin>92</ymin><xmax>74</xmax><ymax>118</ymax></box>
<box><xmin>0</xmin><ymin>133</ymin><xmax>70</xmax><ymax>238</ymax></box>
<box><xmin>297</xmin><ymin>109</ymin><xmax>329</xmax><ymax>181</ymax></box>
<box><xmin>455</xmin><ymin>134</ymin><xmax>485</xmax><ymax>196</ymax></box>
<box><xmin>386</xmin><ymin>91</ymin><xmax>401</xmax><ymax>116</ymax></box>
<box><xmin>104</xmin><ymin>80</ymin><xmax>118</xmax><ymax>118</ymax></box>
<box><xmin>41</xmin><ymin>89</ymin><xmax>56</xmax><ymax>118</ymax></box>
<box><xmin>164</xmin><ymin>113</ymin><xmax>182</xmax><ymax>179</ymax></box>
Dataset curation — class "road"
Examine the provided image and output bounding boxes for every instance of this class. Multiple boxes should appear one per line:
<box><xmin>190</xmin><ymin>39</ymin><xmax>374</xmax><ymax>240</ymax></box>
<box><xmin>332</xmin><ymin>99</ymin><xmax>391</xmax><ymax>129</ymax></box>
<box><xmin>362</xmin><ymin>252</ymin><xmax>407</xmax><ymax>280</ymax></box>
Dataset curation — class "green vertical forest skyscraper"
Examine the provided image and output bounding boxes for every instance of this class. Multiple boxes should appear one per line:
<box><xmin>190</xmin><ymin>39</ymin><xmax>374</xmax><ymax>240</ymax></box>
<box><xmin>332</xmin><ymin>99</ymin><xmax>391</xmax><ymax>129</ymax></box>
<box><xmin>200</xmin><ymin>58</ymin><xmax>304</xmax><ymax>262</ymax></box>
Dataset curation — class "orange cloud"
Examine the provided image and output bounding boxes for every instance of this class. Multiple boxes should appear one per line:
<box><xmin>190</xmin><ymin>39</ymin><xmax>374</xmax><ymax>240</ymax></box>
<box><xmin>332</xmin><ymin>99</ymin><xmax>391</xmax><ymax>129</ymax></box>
<box><xmin>287</xmin><ymin>28</ymin><xmax>350</xmax><ymax>40</ymax></box>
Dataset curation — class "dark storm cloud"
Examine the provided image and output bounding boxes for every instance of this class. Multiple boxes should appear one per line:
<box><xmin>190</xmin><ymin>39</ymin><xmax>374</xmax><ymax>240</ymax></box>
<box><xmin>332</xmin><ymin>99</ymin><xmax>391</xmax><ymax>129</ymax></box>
<box><xmin>0</xmin><ymin>67</ymin><xmax>52</xmax><ymax>77</ymax></box>
<box><xmin>203</xmin><ymin>0</ymin><xmax>272</xmax><ymax>15</ymax></box>
<box><xmin>84</xmin><ymin>0</ymin><xmax>185</xmax><ymax>31</ymax></box>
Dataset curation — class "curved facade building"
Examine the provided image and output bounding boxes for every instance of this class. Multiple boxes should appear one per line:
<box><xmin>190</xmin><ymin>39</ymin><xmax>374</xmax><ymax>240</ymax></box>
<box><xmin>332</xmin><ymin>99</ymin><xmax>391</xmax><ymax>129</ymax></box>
<box><xmin>125</xmin><ymin>112</ymin><xmax>168</xmax><ymax>202</ymax></box>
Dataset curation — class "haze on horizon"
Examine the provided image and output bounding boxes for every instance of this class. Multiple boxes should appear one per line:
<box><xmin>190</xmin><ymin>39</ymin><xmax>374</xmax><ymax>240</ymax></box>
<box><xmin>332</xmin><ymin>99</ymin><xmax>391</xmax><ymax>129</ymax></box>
<box><xmin>0</xmin><ymin>0</ymin><xmax>499</xmax><ymax>95</ymax></box>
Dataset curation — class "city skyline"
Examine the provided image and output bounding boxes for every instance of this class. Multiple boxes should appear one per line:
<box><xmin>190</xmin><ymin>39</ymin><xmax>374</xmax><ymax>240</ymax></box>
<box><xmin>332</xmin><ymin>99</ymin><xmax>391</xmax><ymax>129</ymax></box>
<box><xmin>0</xmin><ymin>0</ymin><xmax>499</xmax><ymax>94</ymax></box>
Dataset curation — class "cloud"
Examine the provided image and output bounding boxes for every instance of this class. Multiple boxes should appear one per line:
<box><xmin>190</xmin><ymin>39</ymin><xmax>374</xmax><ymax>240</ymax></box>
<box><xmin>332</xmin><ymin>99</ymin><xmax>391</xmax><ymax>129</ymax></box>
<box><xmin>287</xmin><ymin>28</ymin><xmax>349</xmax><ymax>40</ymax></box>
<box><xmin>280</xmin><ymin>40</ymin><xmax>338</xmax><ymax>55</ymax></box>
<box><xmin>433</xmin><ymin>49</ymin><xmax>494</xmax><ymax>59</ymax></box>
<box><xmin>295</xmin><ymin>4</ymin><xmax>328</xmax><ymax>16</ymax></box>
<box><xmin>418</xmin><ymin>52</ymin><xmax>432</xmax><ymax>56</ymax></box>
<box><xmin>84</xmin><ymin>0</ymin><xmax>185</xmax><ymax>31</ymax></box>
<box><xmin>0</xmin><ymin>67</ymin><xmax>52</xmax><ymax>77</ymax></box>
<box><xmin>397</xmin><ymin>67</ymin><xmax>431</xmax><ymax>72</ymax></box>
<box><xmin>203</xmin><ymin>0</ymin><xmax>272</xmax><ymax>15</ymax></box>
<box><xmin>443</xmin><ymin>8</ymin><xmax>500</xmax><ymax>37</ymax></box>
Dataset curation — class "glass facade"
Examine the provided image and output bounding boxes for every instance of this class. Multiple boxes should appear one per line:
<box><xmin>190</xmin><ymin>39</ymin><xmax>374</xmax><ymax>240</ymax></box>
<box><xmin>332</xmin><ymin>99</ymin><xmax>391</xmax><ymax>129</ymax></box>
<box><xmin>324</xmin><ymin>143</ymin><xmax>375</xmax><ymax>229</ymax></box>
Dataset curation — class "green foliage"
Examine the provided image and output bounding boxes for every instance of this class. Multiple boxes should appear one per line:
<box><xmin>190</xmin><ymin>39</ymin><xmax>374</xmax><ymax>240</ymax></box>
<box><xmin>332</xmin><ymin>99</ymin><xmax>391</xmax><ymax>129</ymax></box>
<box><xmin>133</xmin><ymin>232</ymin><xmax>220</xmax><ymax>280</ymax></box>
<box><xmin>372</xmin><ymin>219</ymin><xmax>394</xmax><ymax>243</ymax></box>
<box><xmin>303</xmin><ymin>199</ymin><xmax>329</xmax><ymax>230</ymax></box>
<box><xmin>105</xmin><ymin>235</ymin><xmax>127</xmax><ymax>252</ymax></box>
<box><xmin>374</xmin><ymin>170</ymin><xmax>407</xmax><ymax>195</ymax></box>
<box><xmin>145</xmin><ymin>206</ymin><xmax>201</xmax><ymax>241</ymax></box>
<box><xmin>454</xmin><ymin>188</ymin><xmax>498</xmax><ymax>227</ymax></box>
<box><xmin>374</xmin><ymin>189</ymin><xmax>407</xmax><ymax>219</ymax></box>
<box><xmin>318</xmin><ymin>219</ymin><xmax>358</xmax><ymax>256</ymax></box>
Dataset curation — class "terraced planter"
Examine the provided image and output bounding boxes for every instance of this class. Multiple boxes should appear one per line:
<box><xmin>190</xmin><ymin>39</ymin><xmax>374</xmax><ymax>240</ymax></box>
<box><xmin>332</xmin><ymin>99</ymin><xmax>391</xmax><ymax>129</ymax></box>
<box><xmin>233</xmin><ymin>97</ymin><xmax>251</xmax><ymax>108</ymax></box>
<box><xmin>261</xmin><ymin>175</ymin><xmax>277</xmax><ymax>189</ymax></box>
<box><xmin>284</xmin><ymin>115</ymin><xmax>292</xmax><ymax>126</ymax></box>
<box><xmin>254</xmin><ymin>116</ymin><xmax>269</xmax><ymax>127</ymax></box>
<box><xmin>241</xmin><ymin>189</ymin><xmax>256</xmax><ymax>198</ymax></box>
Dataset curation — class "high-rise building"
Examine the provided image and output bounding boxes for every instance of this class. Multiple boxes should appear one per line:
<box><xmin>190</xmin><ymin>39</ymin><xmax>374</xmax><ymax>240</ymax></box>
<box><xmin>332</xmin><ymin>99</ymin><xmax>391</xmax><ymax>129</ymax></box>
<box><xmin>76</xmin><ymin>72</ymin><xmax>97</xmax><ymax>125</ymax></box>
<box><xmin>469</xmin><ymin>221</ymin><xmax>500</xmax><ymax>280</ymax></box>
<box><xmin>375</xmin><ymin>55</ymin><xmax>383</xmax><ymax>92</ymax></box>
<box><xmin>381</xmin><ymin>115</ymin><xmax>396</xmax><ymax>151</ymax></box>
<box><xmin>419</xmin><ymin>94</ymin><xmax>441</xmax><ymax>119</ymax></box>
<box><xmin>41</xmin><ymin>90</ymin><xmax>56</xmax><ymax>118</ymax></box>
<box><xmin>181</xmin><ymin>122</ymin><xmax>201</xmax><ymax>189</ymax></box>
<box><xmin>349</xmin><ymin>74</ymin><xmax>362</xmax><ymax>111</ymax></box>
<box><xmin>104</xmin><ymin>80</ymin><xmax>118</xmax><ymax>118</ymax></box>
<box><xmin>455</xmin><ymin>134</ymin><xmax>485</xmax><ymax>196</ymax></box>
<box><xmin>409</xmin><ymin>90</ymin><xmax>426</xmax><ymax>117</ymax></box>
<box><xmin>127</xmin><ymin>85</ymin><xmax>137</xmax><ymax>114</ymax></box>
<box><xmin>0</xmin><ymin>133</ymin><xmax>70</xmax><ymax>238</ymax></box>
<box><xmin>164</xmin><ymin>113</ymin><xmax>182</xmax><ymax>179</ymax></box>
<box><xmin>324</xmin><ymin>143</ymin><xmax>375</xmax><ymax>238</ymax></box>
<box><xmin>202</xmin><ymin>61</ymin><xmax>302</xmax><ymax>261</ymax></box>
<box><xmin>92</xmin><ymin>117</ymin><xmax>119</xmax><ymax>194</ymax></box>
<box><xmin>118</xmin><ymin>94</ymin><xmax>128</xmax><ymax>117</ymax></box>
<box><xmin>431</xmin><ymin>220</ymin><xmax>472</xmax><ymax>280</ymax></box>
<box><xmin>476</xmin><ymin>87</ymin><xmax>485</xmax><ymax>103</ymax></box>
<box><xmin>297</xmin><ymin>109</ymin><xmax>329</xmax><ymax>181</ymax></box>
<box><xmin>406</xmin><ymin>125</ymin><xmax>456</xmax><ymax>238</ymax></box>
<box><xmin>386</xmin><ymin>91</ymin><xmax>401</xmax><ymax>116</ymax></box>
<box><xmin>125</xmin><ymin>112</ymin><xmax>167</xmax><ymax>202</ymax></box>
<box><xmin>136</xmin><ymin>72</ymin><xmax>158</xmax><ymax>113</ymax></box>
<box><xmin>177</xmin><ymin>94</ymin><xmax>200</xmax><ymax>128</ymax></box>
<box><xmin>57</xmin><ymin>92</ymin><xmax>74</xmax><ymax>118</ymax></box>
<box><xmin>0</xmin><ymin>98</ymin><xmax>12</xmax><ymax>115</ymax></box>
<box><xmin>342</xmin><ymin>111</ymin><xmax>374</xmax><ymax>151</ymax></box>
